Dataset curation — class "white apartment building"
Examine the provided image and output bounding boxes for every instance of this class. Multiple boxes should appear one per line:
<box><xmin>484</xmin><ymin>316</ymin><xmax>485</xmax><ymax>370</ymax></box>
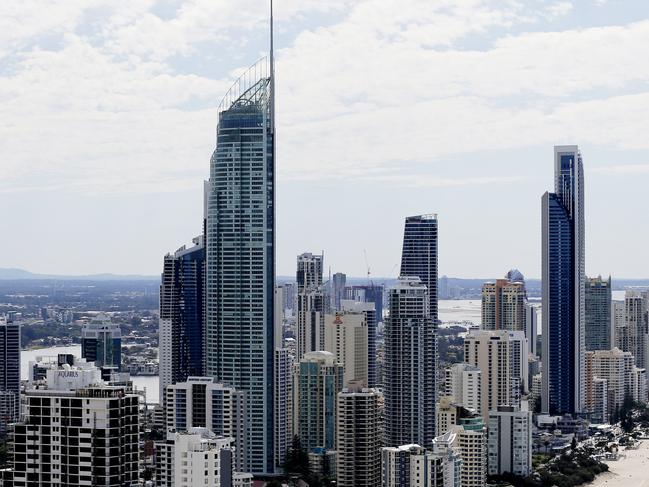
<box><xmin>155</xmin><ymin>428</ymin><xmax>252</xmax><ymax>487</ymax></box>
<box><xmin>488</xmin><ymin>406</ymin><xmax>532</xmax><ymax>477</ymax></box>
<box><xmin>444</xmin><ymin>363</ymin><xmax>482</xmax><ymax>415</ymax></box>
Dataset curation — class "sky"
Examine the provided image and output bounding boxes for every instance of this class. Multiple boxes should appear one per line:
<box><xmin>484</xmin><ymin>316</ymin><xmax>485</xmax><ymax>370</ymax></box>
<box><xmin>1</xmin><ymin>0</ymin><xmax>648</xmax><ymax>279</ymax></box>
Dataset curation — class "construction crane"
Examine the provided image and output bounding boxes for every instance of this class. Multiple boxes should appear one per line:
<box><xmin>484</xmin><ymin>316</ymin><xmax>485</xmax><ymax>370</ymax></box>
<box><xmin>363</xmin><ymin>249</ymin><xmax>372</xmax><ymax>285</ymax></box>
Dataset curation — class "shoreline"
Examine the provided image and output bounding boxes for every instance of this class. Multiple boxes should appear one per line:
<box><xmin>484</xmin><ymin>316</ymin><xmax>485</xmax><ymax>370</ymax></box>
<box><xmin>588</xmin><ymin>440</ymin><xmax>649</xmax><ymax>487</ymax></box>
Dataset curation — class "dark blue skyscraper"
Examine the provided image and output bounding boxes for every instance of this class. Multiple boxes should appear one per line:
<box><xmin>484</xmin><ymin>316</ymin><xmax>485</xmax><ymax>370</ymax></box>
<box><xmin>542</xmin><ymin>145</ymin><xmax>585</xmax><ymax>415</ymax></box>
<box><xmin>400</xmin><ymin>214</ymin><xmax>439</xmax><ymax>323</ymax></box>
<box><xmin>159</xmin><ymin>235</ymin><xmax>205</xmax><ymax>401</ymax></box>
<box><xmin>0</xmin><ymin>316</ymin><xmax>20</xmax><ymax>429</ymax></box>
<box><xmin>205</xmin><ymin>53</ymin><xmax>276</xmax><ymax>473</ymax></box>
<box><xmin>81</xmin><ymin>313</ymin><xmax>121</xmax><ymax>370</ymax></box>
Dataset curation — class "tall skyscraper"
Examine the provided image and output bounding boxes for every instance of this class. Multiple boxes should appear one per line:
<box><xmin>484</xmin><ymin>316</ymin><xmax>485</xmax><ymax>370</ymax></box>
<box><xmin>331</xmin><ymin>272</ymin><xmax>347</xmax><ymax>311</ymax></box>
<box><xmin>205</xmin><ymin>16</ymin><xmax>276</xmax><ymax>471</ymax></box>
<box><xmin>81</xmin><ymin>313</ymin><xmax>122</xmax><ymax>371</ymax></box>
<box><xmin>541</xmin><ymin>145</ymin><xmax>586</xmax><ymax>416</ymax></box>
<box><xmin>481</xmin><ymin>272</ymin><xmax>526</xmax><ymax>332</ymax></box>
<box><xmin>525</xmin><ymin>303</ymin><xmax>539</xmax><ymax>356</ymax></box>
<box><xmin>273</xmin><ymin>286</ymin><xmax>293</xmax><ymax>472</ymax></box>
<box><xmin>336</xmin><ymin>384</ymin><xmax>382</xmax><ymax>487</ymax></box>
<box><xmin>400</xmin><ymin>214</ymin><xmax>438</xmax><ymax>322</ymax></box>
<box><xmin>292</xmin><ymin>351</ymin><xmax>344</xmax><ymax>453</ymax></box>
<box><xmin>159</xmin><ymin>234</ymin><xmax>206</xmax><ymax>402</ymax></box>
<box><xmin>585</xmin><ymin>276</ymin><xmax>612</xmax><ymax>351</ymax></box>
<box><xmin>344</xmin><ymin>284</ymin><xmax>384</xmax><ymax>322</ymax></box>
<box><xmin>384</xmin><ymin>276</ymin><xmax>436</xmax><ymax>447</ymax></box>
<box><xmin>341</xmin><ymin>299</ymin><xmax>378</xmax><ymax>387</ymax></box>
<box><xmin>0</xmin><ymin>316</ymin><xmax>20</xmax><ymax>426</ymax></box>
<box><xmin>296</xmin><ymin>252</ymin><xmax>325</xmax><ymax>361</ymax></box>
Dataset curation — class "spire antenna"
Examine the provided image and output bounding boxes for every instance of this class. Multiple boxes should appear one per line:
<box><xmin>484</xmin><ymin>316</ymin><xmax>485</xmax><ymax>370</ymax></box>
<box><xmin>270</xmin><ymin>0</ymin><xmax>275</xmax><ymax>133</ymax></box>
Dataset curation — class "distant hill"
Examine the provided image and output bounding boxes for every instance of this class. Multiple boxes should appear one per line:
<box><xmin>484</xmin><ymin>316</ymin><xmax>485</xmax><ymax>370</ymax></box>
<box><xmin>0</xmin><ymin>268</ymin><xmax>158</xmax><ymax>281</ymax></box>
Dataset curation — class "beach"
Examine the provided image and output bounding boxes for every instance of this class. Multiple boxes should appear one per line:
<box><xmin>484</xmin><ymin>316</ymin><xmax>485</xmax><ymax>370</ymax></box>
<box><xmin>589</xmin><ymin>441</ymin><xmax>649</xmax><ymax>487</ymax></box>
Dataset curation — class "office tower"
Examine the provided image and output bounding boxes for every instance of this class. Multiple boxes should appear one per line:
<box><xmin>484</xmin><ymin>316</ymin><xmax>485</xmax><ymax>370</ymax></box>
<box><xmin>481</xmin><ymin>272</ymin><xmax>526</xmax><ymax>332</ymax></box>
<box><xmin>345</xmin><ymin>285</ymin><xmax>385</xmax><ymax>323</ymax></box>
<box><xmin>585</xmin><ymin>348</ymin><xmax>636</xmax><ymax>420</ymax></box>
<box><xmin>585</xmin><ymin>276</ymin><xmax>612</xmax><ymax>351</ymax></box>
<box><xmin>165</xmin><ymin>377</ymin><xmax>246</xmax><ymax>471</ymax></box>
<box><xmin>336</xmin><ymin>384</ymin><xmax>382</xmax><ymax>487</ymax></box>
<box><xmin>205</xmin><ymin>37</ymin><xmax>276</xmax><ymax>472</ymax></box>
<box><xmin>0</xmin><ymin>316</ymin><xmax>20</xmax><ymax>422</ymax></box>
<box><xmin>292</xmin><ymin>351</ymin><xmax>344</xmax><ymax>452</ymax></box>
<box><xmin>463</xmin><ymin>330</ymin><xmax>512</xmax><ymax>421</ymax></box>
<box><xmin>296</xmin><ymin>252</ymin><xmax>325</xmax><ymax>361</ymax></box>
<box><xmin>159</xmin><ymin>235</ymin><xmax>205</xmax><ymax>402</ymax></box>
<box><xmin>273</xmin><ymin>285</ymin><xmax>293</xmax><ymax>472</ymax></box>
<box><xmin>381</xmin><ymin>434</ymin><xmax>461</xmax><ymax>487</ymax></box>
<box><xmin>541</xmin><ymin>145</ymin><xmax>586</xmax><ymax>416</ymax></box>
<box><xmin>80</xmin><ymin>313</ymin><xmax>121</xmax><ymax>371</ymax></box>
<box><xmin>445</xmin><ymin>363</ymin><xmax>482</xmax><ymax>415</ymax></box>
<box><xmin>331</xmin><ymin>272</ymin><xmax>347</xmax><ymax>311</ymax></box>
<box><xmin>5</xmin><ymin>359</ymin><xmax>139</xmax><ymax>486</ymax></box>
<box><xmin>487</xmin><ymin>406</ymin><xmax>532</xmax><ymax>477</ymax></box>
<box><xmin>324</xmin><ymin>311</ymin><xmax>368</xmax><ymax>387</ymax></box>
<box><xmin>341</xmin><ymin>299</ymin><xmax>378</xmax><ymax>387</ymax></box>
<box><xmin>155</xmin><ymin>428</ymin><xmax>252</xmax><ymax>487</ymax></box>
<box><xmin>384</xmin><ymin>276</ymin><xmax>436</xmax><ymax>447</ymax></box>
<box><xmin>525</xmin><ymin>304</ymin><xmax>538</xmax><ymax>357</ymax></box>
<box><xmin>626</xmin><ymin>291</ymin><xmax>649</xmax><ymax>369</ymax></box>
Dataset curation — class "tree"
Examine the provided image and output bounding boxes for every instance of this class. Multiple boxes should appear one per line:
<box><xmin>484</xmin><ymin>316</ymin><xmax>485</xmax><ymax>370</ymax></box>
<box><xmin>283</xmin><ymin>436</ymin><xmax>310</xmax><ymax>478</ymax></box>
<box><xmin>620</xmin><ymin>394</ymin><xmax>636</xmax><ymax>433</ymax></box>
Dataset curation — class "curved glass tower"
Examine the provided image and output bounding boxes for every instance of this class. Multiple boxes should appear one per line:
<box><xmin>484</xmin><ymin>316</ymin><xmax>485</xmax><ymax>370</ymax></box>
<box><xmin>206</xmin><ymin>58</ymin><xmax>275</xmax><ymax>474</ymax></box>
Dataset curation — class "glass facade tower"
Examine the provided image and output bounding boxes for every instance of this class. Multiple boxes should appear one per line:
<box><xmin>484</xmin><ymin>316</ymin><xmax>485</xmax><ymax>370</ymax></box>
<box><xmin>205</xmin><ymin>59</ymin><xmax>275</xmax><ymax>474</ymax></box>
<box><xmin>541</xmin><ymin>145</ymin><xmax>585</xmax><ymax>415</ymax></box>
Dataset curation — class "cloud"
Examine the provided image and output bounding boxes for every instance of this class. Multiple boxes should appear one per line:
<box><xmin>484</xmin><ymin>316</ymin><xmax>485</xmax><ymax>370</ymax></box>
<box><xmin>591</xmin><ymin>164</ymin><xmax>649</xmax><ymax>175</ymax></box>
<box><xmin>0</xmin><ymin>0</ymin><xmax>648</xmax><ymax>194</ymax></box>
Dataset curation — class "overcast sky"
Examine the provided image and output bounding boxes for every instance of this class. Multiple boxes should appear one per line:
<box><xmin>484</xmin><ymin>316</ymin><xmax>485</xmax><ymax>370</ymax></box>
<box><xmin>1</xmin><ymin>0</ymin><xmax>648</xmax><ymax>279</ymax></box>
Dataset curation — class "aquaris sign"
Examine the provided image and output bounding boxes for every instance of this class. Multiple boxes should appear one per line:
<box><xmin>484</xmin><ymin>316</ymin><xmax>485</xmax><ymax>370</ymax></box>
<box><xmin>57</xmin><ymin>370</ymin><xmax>80</xmax><ymax>378</ymax></box>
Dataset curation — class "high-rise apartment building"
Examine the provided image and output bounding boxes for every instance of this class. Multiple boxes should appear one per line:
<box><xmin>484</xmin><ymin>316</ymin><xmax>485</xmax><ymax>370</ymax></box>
<box><xmin>296</xmin><ymin>252</ymin><xmax>325</xmax><ymax>361</ymax></box>
<box><xmin>81</xmin><ymin>313</ymin><xmax>121</xmax><ymax>371</ymax></box>
<box><xmin>292</xmin><ymin>351</ymin><xmax>344</xmax><ymax>452</ymax></box>
<box><xmin>205</xmin><ymin>54</ymin><xmax>276</xmax><ymax>473</ymax></box>
<box><xmin>585</xmin><ymin>348</ymin><xmax>637</xmax><ymax>419</ymax></box>
<box><xmin>525</xmin><ymin>304</ymin><xmax>538</xmax><ymax>356</ymax></box>
<box><xmin>463</xmin><ymin>330</ymin><xmax>512</xmax><ymax>421</ymax></box>
<box><xmin>0</xmin><ymin>316</ymin><xmax>20</xmax><ymax>422</ymax></box>
<box><xmin>381</xmin><ymin>434</ymin><xmax>461</xmax><ymax>487</ymax></box>
<box><xmin>344</xmin><ymin>285</ymin><xmax>384</xmax><ymax>323</ymax></box>
<box><xmin>331</xmin><ymin>272</ymin><xmax>347</xmax><ymax>311</ymax></box>
<box><xmin>487</xmin><ymin>406</ymin><xmax>533</xmax><ymax>477</ymax></box>
<box><xmin>324</xmin><ymin>310</ymin><xmax>368</xmax><ymax>387</ymax></box>
<box><xmin>341</xmin><ymin>299</ymin><xmax>378</xmax><ymax>387</ymax></box>
<box><xmin>336</xmin><ymin>384</ymin><xmax>382</xmax><ymax>487</ymax></box>
<box><xmin>542</xmin><ymin>145</ymin><xmax>586</xmax><ymax>415</ymax></box>
<box><xmin>481</xmin><ymin>273</ymin><xmax>526</xmax><ymax>332</ymax></box>
<box><xmin>626</xmin><ymin>291</ymin><xmax>649</xmax><ymax>369</ymax></box>
<box><xmin>164</xmin><ymin>377</ymin><xmax>246</xmax><ymax>471</ymax></box>
<box><xmin>454</xmin><ymin>417</ymin><xmax>487</xmax><ymax>487</ymax></box>
<box><xmin>4</xmin><ymin>359</ymin><xmax>139</xmax><ymax>486</ymax></box>
<box><xmin>159</xmin><ymin>235</ymin><xmax>205</xmax><ymax>402</ymax></box>
<box><xmin>444</xmin><ymin>363</ymin><xmax>482</xmax><ymax>416</ymax></box>
<box><xmin>384</xmin><ymin>276</ymin><xmax>436</xmax><ymax>447</ymax></box>
<box><xmin>585</xmin><ymin>276</ymin><xmax>612</xmax><ymax>351</ymax></box>
<box><xmin>273</xmin><ymin>286</ymin><xmax>293</xmax><ymax>472</ymax></box>
<box><xmin>613</xmin><ymin>300</ymin><xmax>626</xmax><ymax>352</ymax></box>
<box><xmin>155</xmin><ymin>428</ymin><xmax>252</xmax><ymax>487</ymax></box>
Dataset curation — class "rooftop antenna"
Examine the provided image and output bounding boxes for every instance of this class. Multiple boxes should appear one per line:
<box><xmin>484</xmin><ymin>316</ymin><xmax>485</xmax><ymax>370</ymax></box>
<box><xmin>269</xmin><ymin>0</ymin><xmax>275</xmax><ymax>134</ymax></box>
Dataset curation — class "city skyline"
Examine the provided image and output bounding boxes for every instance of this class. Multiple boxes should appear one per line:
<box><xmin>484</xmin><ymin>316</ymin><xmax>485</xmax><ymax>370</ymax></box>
<box><xmin>1</xmin><ymin>1</ymin><xmax>649</xmax><ymax>279</ymax></box>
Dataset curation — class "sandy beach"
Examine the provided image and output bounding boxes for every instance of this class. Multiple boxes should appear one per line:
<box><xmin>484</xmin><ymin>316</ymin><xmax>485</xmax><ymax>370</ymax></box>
<box><xmin>589</xmin><ymin>440</ymin><xmax>649</xmax><ymax>487</ymax></box>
